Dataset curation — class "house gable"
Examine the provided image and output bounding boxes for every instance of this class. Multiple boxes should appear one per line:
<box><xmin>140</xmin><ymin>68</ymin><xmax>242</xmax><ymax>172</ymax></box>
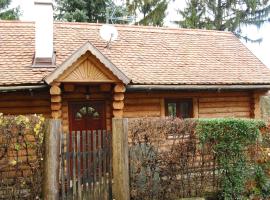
<box><xmin>44</xmin><ymin>41</ymin><xmax>130</xmax><ymax>84</ymax></box>
<box><xmin>58</xmin><ymin>52</ymin><xmax>119</xmax><ymax>83</ymax></box>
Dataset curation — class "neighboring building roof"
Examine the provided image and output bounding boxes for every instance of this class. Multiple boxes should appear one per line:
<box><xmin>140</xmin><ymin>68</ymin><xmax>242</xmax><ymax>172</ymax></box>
<box><xmin>1</xmin><ymin>20</ymin><xmax>270</xmax><ymax>86</ymax></box>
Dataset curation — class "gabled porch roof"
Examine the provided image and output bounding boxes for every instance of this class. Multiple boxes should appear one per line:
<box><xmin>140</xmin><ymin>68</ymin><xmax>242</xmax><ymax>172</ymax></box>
<box><xmin>44</xmin><ymin>41</ymin><xmax>131</xmax><ymax>85</ymax></box>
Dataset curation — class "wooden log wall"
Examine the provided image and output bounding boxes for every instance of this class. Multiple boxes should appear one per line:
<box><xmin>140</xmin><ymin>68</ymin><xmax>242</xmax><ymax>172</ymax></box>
<box><xmin>0</xmin><ymin>89</ymin><xmax>267</xmax><ymax>129</ymax></box>
<box><xmin>198</xmin><ymin>92</ymin><xmax>252</xmax><ymax>118</ymax></box>
<box><xmin>123</xmin><ymin>91</ymin><xmax>260</xmax><ymax>118</ymax></box>
<box><xmin>0</xmin><ymin>89</ymin><xmax>51</xmax><ymax>117</ymax></box>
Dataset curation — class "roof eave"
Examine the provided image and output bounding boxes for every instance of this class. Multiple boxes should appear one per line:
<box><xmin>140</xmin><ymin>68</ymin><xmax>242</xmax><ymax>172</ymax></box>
<box><xmin>0</xmin><ymin>84</ymin><xmax>48</xmax><ymax>92</ymax></box>
<box><xmin>126</xmin><ymin>84</ymin><xmax>270</xmax><ymax>92</ymax></box>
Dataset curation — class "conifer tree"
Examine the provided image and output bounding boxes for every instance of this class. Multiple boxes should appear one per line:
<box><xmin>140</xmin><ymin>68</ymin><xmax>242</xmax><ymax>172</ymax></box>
<box><xmin>127</xmin><ymin>0</ymin><xmax>168</xmax><ymax>26</ymax></box>
<box><xmin>55</xmin><ymin>0</ymin><xmax>109</xmax><ymax>23</ymax></box>
<box><xmin>178</xmin><ymin>0</ymin><xmax>270</xmax><ymax>42</ymax></box>
<box><xmin>177</xmin><ymin>0</ymin><xmax>205</xmax><ymax>29</ymax></box>
<box><xmin>0</xmin><ymin>0</ymin><xmax>20</xmax><ymax>20</ymax></box>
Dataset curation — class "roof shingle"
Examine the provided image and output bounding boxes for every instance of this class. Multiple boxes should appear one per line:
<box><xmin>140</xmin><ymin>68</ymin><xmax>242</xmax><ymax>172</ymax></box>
<box><xmin>0</xmin><ymin>20</ymin><xmax>270</xmax><ymax>86</ymax></box>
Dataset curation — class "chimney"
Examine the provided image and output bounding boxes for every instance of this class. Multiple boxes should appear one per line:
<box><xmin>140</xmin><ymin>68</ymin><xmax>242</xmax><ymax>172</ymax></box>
<box><xmin>33</xmin><ymin>0</ymin><xmax>54</xmax><ymax>66</ymax></box>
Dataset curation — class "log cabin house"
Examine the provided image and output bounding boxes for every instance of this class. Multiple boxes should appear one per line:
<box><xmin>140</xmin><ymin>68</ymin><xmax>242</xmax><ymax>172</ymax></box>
<box><xmin>1</xmin><ymin>1</ymin><xmax>270</xmax><ymax>133</ymax></box>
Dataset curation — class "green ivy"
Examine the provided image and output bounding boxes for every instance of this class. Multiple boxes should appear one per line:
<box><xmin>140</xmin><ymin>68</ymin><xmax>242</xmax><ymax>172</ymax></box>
<box><xmin>196</xmin><ymin>118</ymin><xmax>265</xmax><ymax>200</ymax></box>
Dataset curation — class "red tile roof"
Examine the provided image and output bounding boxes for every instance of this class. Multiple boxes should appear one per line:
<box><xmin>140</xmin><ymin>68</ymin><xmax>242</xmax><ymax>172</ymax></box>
<box><xmin>1</xmin><ymin>20</ymin><xmax>270</xmax><ymax>86</ymax></box>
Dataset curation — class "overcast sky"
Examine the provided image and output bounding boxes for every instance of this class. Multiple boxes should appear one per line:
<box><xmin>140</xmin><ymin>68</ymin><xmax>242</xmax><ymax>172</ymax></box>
<box><xmin>11</xmin><ymin>0</ymin><xmax>270</xmax><ymax>68</ymax></box>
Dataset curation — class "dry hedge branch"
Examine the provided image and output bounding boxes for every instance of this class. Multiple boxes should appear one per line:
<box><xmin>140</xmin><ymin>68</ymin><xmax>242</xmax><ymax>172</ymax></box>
<box><xmin>0</xmin><ymin>114</ymin><xmax>46</xmax><ymax>199</ymax></box>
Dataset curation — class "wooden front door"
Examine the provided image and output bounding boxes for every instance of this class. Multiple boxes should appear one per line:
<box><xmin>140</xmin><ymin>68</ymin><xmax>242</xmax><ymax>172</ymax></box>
<box><xmin>69</xmin><ymin>101</ymin><xmax>106</xmax><ymax>131</ymax></box>
<box><xmin>62</xmin><ymin>101</ymin><xmax>112</xmax><ymax>199</ymax></box>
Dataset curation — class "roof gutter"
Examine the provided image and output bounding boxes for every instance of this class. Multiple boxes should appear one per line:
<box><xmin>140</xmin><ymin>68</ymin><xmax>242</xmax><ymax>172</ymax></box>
<box><xmin>0</xmin><ymin>85</ymin><xmax>48</xmax><ymax>92</ymax></box>
<box><xmin>126</xmin><ymin>84</ymin><xmax>270</xmax><ymax>92</ymax></box>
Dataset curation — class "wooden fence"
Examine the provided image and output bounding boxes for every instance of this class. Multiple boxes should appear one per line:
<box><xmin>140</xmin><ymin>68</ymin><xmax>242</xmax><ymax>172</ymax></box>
<box><xmin>59</xmin><ymin>130</ymin><xmax>112</xmax><ymax>200</ymax></box>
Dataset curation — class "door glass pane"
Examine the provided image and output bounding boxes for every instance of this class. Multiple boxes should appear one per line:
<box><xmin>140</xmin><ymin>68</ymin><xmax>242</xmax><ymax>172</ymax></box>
<box><xmin>167</xmin><ymin>103</ymin><xmax>176</xmax><ymax>117</ymax></box>
<box><xmin>179</xmin><ymin>101</ymin><xmax>191</xmax><ymax>118</ymax></box>
<box><xmin>75</xmin><ymin>106</ymin><xmax>87</xmax><ymax>120</ymax></box>
<box><xmin>92</xmin><ymin>111</ymin><xmax>100</xmax><ymax>118</ymax></box>
<box><xmin>79</xmin><ymin>106</ymin><xmax>87</xmax><ymax>115</ymax></box>
<box><xmin>75</xmin><ymin>112</ymin><xmax>83</xmax><ymax>120</ymax></box>
<box><xmin>88</xmin><ymin>106</ymin><xmax>100</xmax><ymax>119</ymax></box>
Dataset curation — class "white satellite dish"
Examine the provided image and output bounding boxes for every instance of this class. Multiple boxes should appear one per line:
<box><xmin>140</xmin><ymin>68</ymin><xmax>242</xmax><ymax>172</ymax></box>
<box><xmin>99</xmin><ymin>24</ymin><xmax>118</xmax><ymax>48</ymax></box>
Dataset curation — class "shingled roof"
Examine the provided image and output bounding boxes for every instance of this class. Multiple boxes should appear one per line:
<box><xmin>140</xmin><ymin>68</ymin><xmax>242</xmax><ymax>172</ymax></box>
<box><xmin>1</xmin><ymin>20</ymin><xmax>270</xmax><ymax>86</ymax></box>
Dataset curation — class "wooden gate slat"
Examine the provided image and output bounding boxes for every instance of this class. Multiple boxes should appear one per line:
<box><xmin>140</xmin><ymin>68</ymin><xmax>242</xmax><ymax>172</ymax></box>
<box><xmin>93</xmin><ymin>130</ymin><xmax>97</xmax><ymax>184</ymax></box>
<box><xmin>102</xmin><ymin>130</ymin><xmax>106</xmax><ymax>200</ymax></box>
<box><xmin>60</xmin><ymin>129</ymin><xmax>112</xmax><ymax>200</ymax></box>
<box><xmin>61</xmin><ymin>133</ymin><xmax>66</xmax><ymax>200</ymax></box>
<box><xmin>108</xmin><ymin>131</ymin><xmax>113</xmax><ymax>200</ymax></box>
<box><xmin>66</xmin><ymin>132</ymin><xmax>71</xmax><ymax>198</ymax></box>
<box><xmin>87</xmin><ymin>130</ymin><xmax>92</xmax><ymax>185</ymax></box>
<box><xmin>77</xmin><ymin>131</ymin><xmax>82</xmax><ymax>200</ymax></box>
<box><xmin>72</xmin><ymin>131</ymin><xmax>76</xmax><ymax>199</ymax></box>
<box><xmin>82</xmin><ymin>130</ymin><xmax>87</xmax><ymax>199</ymax></box>
<box><xmin>98</xmin><ymin>129</ymin><xmax>102</xmax><ymax>199</ymax></box>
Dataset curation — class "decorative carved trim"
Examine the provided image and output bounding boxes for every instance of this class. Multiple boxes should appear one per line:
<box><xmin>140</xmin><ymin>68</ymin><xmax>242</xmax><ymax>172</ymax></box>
<box><xmin>58</xmin><ymin>55</ymin><xmax>119</xmax><ymax>83</ymax></box>
<box><xmin>44</xmin><ymin>42</ymin><xmax>130</xmax><ymax>84</ymax></box>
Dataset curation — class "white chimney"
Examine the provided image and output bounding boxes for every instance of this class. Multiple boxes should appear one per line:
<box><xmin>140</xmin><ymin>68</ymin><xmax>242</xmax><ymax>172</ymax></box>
<box><xmin>34</xmin><ymin>0</ymin><xmax>54</xmax><ymax>66</ymax></box>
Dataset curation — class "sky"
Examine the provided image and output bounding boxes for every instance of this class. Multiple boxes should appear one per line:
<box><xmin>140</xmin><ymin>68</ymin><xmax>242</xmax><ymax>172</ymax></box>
<box><xmin>11</xmin><ymin>0</ymin><xmax>270</xmax><ymax>68</ymax></box>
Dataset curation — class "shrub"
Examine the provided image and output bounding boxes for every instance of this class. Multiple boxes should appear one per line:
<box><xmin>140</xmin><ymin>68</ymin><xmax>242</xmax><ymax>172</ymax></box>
<box><xmin>196</xmin><ymin>118</ymin><xmax>264</xmax><ymax>200</ymax></box>
<box><xmin>129</xmin><ymin>117</ymin><xmax>268</xmax><ymax>200</ymax></box>
<box><xmin>0</xmin><ymin>114</ymin><xmax>46</xmax><ymax>199</ymax></box>
<box><xmin>129</xmin><ymin>117</ymin><xmax>213</xmax><ymax>200</ymax></box>
<box><xmin>245</xmin><ymin>121</ymin><xmax>270</xmax><ymax>199</ymax></box>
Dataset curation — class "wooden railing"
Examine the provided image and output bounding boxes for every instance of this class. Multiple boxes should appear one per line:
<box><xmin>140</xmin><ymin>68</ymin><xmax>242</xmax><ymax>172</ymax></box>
<box><xmin>59</xmin><ymin>130</ymin><xmax>112</xmax><ymax>200</ymax></box>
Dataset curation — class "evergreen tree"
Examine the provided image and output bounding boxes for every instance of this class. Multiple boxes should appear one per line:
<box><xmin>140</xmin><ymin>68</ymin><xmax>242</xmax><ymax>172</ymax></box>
<box><xmin>55</xmin><ymin>0</ymin><xmax>110</xmax><ymax>23</ymax></box>
<box><xmin>177</xmin><ymin>0</ymin><xmax>205</xmax><ymax>29</ymax></box>
<box><xmin>0</xmin><ymin>0</ymin><xmax>20</xmax><ymax>20</ymax></box>
<box><xmin>127</xmin><ymin>0</ymin><xmax>168</xmax><ymax>26</ymax></box>
<box><xmin>178</xmin><ymin>0</ymin><xmax>270</xmax><ymax>42</ymax></box>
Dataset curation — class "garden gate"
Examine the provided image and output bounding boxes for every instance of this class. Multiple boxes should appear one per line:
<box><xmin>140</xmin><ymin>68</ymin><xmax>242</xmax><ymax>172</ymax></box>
<box><xmin>59</xmin><ymin>130</ymin><xmax>112</xmax><ymax>200</ymax></box>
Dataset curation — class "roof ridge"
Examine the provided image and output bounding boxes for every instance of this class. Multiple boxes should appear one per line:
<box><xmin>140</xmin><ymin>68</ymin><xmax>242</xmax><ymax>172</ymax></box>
<box><xmin>0</xmin><ymin>20</ymin><xmax>233</xmax><ymax>36</ymax></box>
<box><xmin>54</xmin><ymin>21</ymin><xmax>233</xmax><ymax>36</ymax></box>
<box><xmin>0</xmin><ymin>20</ymin><xmax>34</xmax><ymax>27</ymax></box>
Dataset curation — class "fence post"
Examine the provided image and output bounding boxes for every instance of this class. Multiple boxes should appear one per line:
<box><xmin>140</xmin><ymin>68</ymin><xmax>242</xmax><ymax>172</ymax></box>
<box><xmin>43</xmin><ymin>119</ymin><xmax>61</xmax><ymax>200</ymax></box>
<box><xmin>112</xmin><ymin>118</ymin><xmax>130</xmax><ymax>200</ymax></box>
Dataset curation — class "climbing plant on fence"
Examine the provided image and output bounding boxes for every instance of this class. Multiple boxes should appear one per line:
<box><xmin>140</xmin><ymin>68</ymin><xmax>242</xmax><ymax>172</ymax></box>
<box><xmin>128</xmin><ymin>117</ymin><xmax>270</xmax><ymax>200</ymax></box>
<box><xmin>0</xmin><ymin>114</ymin><xmax>46</xmax><ymax>199</ymax></box>
<box><xmin>196</xmin><ymin>118</ymin><xmax>267</xmax><ymax>200</ymax></box>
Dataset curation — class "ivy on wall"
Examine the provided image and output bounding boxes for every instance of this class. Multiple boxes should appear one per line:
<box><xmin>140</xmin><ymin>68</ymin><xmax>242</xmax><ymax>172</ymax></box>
<box><xmin>196</xmin><ymin>118</ymin><xmax>265</xmax><ymax>199</ymax></box>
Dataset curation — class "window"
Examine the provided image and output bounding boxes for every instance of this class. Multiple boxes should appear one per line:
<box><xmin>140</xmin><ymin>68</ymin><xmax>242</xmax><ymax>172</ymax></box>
<box><xmin>165</xmin><ymin>99</ymin><xmax>193</xmax><ymax>118</ymax></box>
<box><xmin>75</xmin><ymin>106</ymin><xmax>100</xmax><ymax>120</ymax></box>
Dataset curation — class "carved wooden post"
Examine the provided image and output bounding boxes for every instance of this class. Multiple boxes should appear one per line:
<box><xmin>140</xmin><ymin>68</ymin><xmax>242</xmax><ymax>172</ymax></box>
<box><xmin>43</xmin><ymin>83</ymin><xmax>62</xmax><ymax>199</ymax></box>
<box><xmin>113</xmin><ymin>84</ymin><xmax>125</xmax><ymax>118</ymax></box>
<box><xmin>112</xmin><ymin>83</ymin><xmax>130</xmax><ymax>200</ymax></box>
<box><xmin>112</xmin><ymin>118</ymin><xmax>130</xmax><ymax>200</ymax></box>
<box><xmin>43</xmin><ymin>119</ymin><xmax>61</xmax><ymax>200</ymax></box>
<box><xmin>50</xmin><ymin>82</ymin><xmax>62</xmax><ymax>119</ymax></box>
